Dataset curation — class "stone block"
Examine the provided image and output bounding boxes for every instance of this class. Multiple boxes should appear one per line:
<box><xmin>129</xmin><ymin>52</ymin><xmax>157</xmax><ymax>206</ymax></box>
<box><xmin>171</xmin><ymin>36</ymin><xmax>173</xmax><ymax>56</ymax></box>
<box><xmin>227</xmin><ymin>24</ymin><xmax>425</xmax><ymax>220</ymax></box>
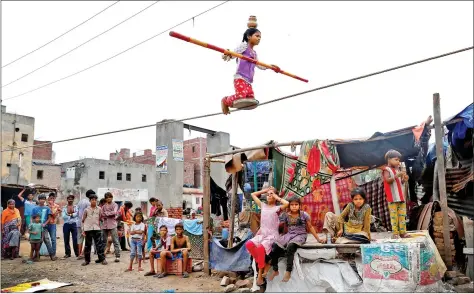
<box><xmin>236</xmin><ymin>279</ymin><xmax>252</xmax><ymax>289</ymax></box>
<box><xmin>224</xmin><ymin>284</ymin><xmax>236</xmax><ymax>293</ymax></box>
<box><xmin>221</xmin><ymin>276</ymin><xmax>230</xmax><ymax>286</ymax></box>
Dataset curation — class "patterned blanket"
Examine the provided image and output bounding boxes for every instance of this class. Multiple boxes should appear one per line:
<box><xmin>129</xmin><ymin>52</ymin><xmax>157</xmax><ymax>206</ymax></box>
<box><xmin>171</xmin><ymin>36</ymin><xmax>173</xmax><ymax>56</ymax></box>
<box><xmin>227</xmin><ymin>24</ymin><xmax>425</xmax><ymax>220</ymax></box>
<box><xmin>359</xmin><ymin>178</ymin><xmax>392</xmax><ymax>231</ymax></box>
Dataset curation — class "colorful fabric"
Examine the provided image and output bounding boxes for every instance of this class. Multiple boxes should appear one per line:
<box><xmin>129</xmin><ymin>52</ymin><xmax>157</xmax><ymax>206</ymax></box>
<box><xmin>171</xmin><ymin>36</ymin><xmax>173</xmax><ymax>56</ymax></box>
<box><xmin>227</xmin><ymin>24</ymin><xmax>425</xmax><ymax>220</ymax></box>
<box><xmin>360</xmin><ymin>179</ymin><xmax>392</xmax><ymax>232</ymax></box>
<box><xmin>223</xmin><ymin>78</ymin><xmax>255</xmax><ymax>107</ymax></box>
<box><xmin>230</xmin><ymin>42</ymin><xmax>266</xmax><ymax>84</ymax></box>
<box><xmin>283</xmin><ymin>140</ymin><xmax>340</xmax><ymax>198</ymax></box>
<box><xmin>301</xmin><ymin>178</ymin><xmax>354</xmax><ymax>232</ymax></box>
<box><xmin>1</xmin><ymin>208</ymin><xmax>20</xmax><ymax>225</ymax></box>
<box><xmin>383</xmin><ymin>167</ymin><xmax>405</xmax><ymax>203</ymax></box>
<box><xmin>388</xmin><ymin>202</ymin><xmax>407</xmax><ymax>235</ymax></box>
<box><xmin>1</xmin><ymin>218</ymin><xmax>21</xmax><ymax>258</ymax></box>
<box><xmin>248</xmin><ymin>203</ymin><xmax>281</xmax><ymax>255</ymax></box>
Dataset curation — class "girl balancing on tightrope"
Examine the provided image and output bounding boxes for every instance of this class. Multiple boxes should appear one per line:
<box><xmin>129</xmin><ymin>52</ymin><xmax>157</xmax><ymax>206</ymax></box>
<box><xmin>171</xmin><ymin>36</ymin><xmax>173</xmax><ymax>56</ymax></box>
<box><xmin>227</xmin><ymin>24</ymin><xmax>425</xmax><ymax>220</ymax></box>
<box><xmin>221</xmin><ymin>25</ymin><xmax>280</xmax><ymax>115</ymax></box>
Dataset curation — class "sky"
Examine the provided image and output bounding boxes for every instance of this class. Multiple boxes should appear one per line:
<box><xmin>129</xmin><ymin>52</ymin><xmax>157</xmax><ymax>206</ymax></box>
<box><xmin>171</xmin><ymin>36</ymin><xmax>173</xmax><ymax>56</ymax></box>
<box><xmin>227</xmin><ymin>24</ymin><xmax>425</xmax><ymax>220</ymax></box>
<box><xmin>2</xmin><ymin>1</ymin><xmax>473</xmax><ymax>163</ymax></box>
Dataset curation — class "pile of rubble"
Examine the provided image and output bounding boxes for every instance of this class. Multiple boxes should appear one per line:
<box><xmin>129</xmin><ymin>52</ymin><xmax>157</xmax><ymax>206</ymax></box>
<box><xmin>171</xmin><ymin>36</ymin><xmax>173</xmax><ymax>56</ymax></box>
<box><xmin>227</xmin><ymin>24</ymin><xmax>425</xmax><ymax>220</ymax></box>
<box><xmin>444</xmin><ymin>270</ymin><xmax>474</xmax><ymax>293</ymax></box>
<box><xmin>212</xmin><ymin>270</ymin><xmax>262</xmax><ymax>293</ymax></box>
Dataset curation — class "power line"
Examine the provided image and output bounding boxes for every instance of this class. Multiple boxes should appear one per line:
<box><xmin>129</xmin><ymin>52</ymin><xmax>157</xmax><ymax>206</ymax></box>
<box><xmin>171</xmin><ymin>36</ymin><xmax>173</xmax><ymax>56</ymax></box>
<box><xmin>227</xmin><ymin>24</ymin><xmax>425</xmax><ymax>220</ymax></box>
<box><xmin>2</xmin><ymin>1</ymin><xmax>160</xmax><ymax>88</ymax></box>
<box><xmin>2</xmin><ymin>45</ymin><xmax>472</xmax><ymax>153</ymax></box>
<box><xmin>2</xmin><ymin>1</ymin><xmax>120</xmax><ymax>69</ymax></box>
<box><xmin>3</xmin><ymin>1</ymin><xmax>230</xmax><ymax>101</ymax></box>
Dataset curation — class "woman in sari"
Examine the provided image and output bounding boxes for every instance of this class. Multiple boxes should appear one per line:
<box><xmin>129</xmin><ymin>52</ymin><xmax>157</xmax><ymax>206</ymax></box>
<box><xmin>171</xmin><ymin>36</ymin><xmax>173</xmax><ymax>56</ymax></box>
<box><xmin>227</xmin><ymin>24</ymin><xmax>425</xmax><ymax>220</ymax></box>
<box><xmin>1</xmin><ymin>199</ymin><xmax>22</xmax><ymax>259</ymax></box>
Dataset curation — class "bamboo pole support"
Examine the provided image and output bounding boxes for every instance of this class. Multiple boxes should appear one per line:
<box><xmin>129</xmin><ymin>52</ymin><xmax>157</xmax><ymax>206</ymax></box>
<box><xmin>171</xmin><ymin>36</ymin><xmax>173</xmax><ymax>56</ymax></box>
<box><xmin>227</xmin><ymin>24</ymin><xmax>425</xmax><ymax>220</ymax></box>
<box><xmin>169</xmin><ymin>31</ymin><xmax>309</xmax><ymax>83</ymax></box>
<box><xmin>202</xmin><ymin>156</ymin><xmax>211</xmax><ymax>275</ymax></box>
<box><xmin>432</xmin><ymin>93</ymin><xmax>453</xmax><ymax>268</ymax></box>
<box><xmin>227</xmin><ymin>173</ymin><xmax>238</xmax><ymax>248</ymax></box>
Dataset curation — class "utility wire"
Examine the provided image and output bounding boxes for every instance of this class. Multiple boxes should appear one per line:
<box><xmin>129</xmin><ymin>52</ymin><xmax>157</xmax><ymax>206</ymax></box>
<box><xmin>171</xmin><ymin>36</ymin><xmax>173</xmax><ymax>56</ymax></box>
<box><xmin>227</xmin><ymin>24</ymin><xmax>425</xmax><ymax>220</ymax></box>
<box><xmin>2</xmin><ymin>45</ymin><xmax>472</xmax><ymax>153</ymax></box>
<box><xmin>3</xmin><ymin>1</ymin><xmax>230</xmax><ymax>101</ymax></box>
<box><xmin>2</xmin><ymin>1</ymin><xmax>120</xmax><ymax>69</ymax></box>
<box><xmin>2</xmin><ymin>1</ymin><xmax>160</xmax><ymax>88</ymax></box>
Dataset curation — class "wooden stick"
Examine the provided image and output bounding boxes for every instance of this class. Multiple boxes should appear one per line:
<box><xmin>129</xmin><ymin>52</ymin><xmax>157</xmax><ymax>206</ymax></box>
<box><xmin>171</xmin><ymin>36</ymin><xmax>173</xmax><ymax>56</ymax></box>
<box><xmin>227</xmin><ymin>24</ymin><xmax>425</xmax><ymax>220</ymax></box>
<box><xmin>432</xmin><ymin>93</ymin><xmax>453</xmax><ymax>268</ymax></box>
<box><xmin>169</xmin><ymin>31</ymin><xmax>309</xmax><ymax>83</ymax></box>
<box><xmin>227</xmin><ymin>173</ymin><xmax>238</xmax><ymax>248</ymax></box>
<box><xmin>202</xmin><ymin>157</ymin><xmax>211</xmax><ymax>275</ymax></box>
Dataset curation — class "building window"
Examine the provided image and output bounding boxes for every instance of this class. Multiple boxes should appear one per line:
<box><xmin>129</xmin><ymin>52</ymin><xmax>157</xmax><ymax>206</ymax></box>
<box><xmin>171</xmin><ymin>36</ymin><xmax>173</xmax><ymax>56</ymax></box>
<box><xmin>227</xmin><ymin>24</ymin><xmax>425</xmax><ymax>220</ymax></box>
<box><xmin>142</xmin><ymin>174</ymin><xmax>147</xmax><ymax>182</ymax></box>
<box><xmin>6</xmin><ymin>163</ymin><xmax>11</xmax><ymax>167</ymax></box>
<box><xmin>192</xmin><ymin>146</ymin><xmax>195</xmax><ymax>153</ymax></box>
<box><xmin>196</xmin><ymin>197</ymin><xmax>200</xmax><ymax>205</ymax></box>
<box><xmin>37</xmin><ymin>170</ymin><xmax>44</xmax><ymax>180</ymax></box>
<box><xmin>21</xmin><ymin>134</ymin><xmax>28</xmax><ymax>142</ymax></box>
<box><xmin>99</xmin><ymin>171</ymin><xmax>105</xmax><ymax>179</ymax></box>
<box><xmin>126</xmin><ymin>173</ymin><xmax>131</xmax><ymax>181</ymax></box>
<box><xmin>117</xmin><ymin>173</ymin><xmax>122</xmax><ymax>181</ymax></box>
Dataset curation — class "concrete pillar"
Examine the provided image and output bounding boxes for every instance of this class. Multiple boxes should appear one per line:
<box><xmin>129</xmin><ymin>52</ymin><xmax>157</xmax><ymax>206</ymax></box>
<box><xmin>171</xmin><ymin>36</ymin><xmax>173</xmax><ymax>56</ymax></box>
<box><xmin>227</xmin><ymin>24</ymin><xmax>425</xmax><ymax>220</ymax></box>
<box><xmin>156</xmin><ymin>121</ymin><xmax>184</xmax><ymax>210</ymax></box>
<box><xmin>206</xmin><ymin>132</ymin><xmax>230</xmax><ymax>189</ymax></box>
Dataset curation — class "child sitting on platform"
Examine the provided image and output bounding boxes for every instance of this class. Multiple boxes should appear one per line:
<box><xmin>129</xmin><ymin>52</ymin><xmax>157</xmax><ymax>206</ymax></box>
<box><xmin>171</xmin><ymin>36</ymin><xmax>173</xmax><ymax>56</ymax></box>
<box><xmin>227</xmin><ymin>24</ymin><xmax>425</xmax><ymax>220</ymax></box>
<box><xmin>245</xmin><ymin>186</ymin><xmax>289</xmax><ymax>286</ymax></box>
<box><xmin>268</xmin><ymin>195</ymin><xmax>326</xmax><ymax>283</ymax></box>
<box><xmin>156</xmin><ymin>223</ymin><xmax>191</xmax><ymax>279</ymax></box>
<box><xmin>323</xmin><ymin>188</ymin><xmax>372</xmax><ymax>243</ymax></box>
<box><xmin>144</xmin><ymin>225</ymin><xmax>171</xmax><ymax>277</ymax></box>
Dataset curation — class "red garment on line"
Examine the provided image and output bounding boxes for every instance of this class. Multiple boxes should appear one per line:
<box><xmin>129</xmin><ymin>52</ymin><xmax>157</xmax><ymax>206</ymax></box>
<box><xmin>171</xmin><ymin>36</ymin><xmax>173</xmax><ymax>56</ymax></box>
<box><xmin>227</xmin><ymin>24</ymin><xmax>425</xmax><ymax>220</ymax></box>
<box><xmin>223</xmin><ymin>79</ymin><xmax>255</xmax><ymax>107</ymax></box>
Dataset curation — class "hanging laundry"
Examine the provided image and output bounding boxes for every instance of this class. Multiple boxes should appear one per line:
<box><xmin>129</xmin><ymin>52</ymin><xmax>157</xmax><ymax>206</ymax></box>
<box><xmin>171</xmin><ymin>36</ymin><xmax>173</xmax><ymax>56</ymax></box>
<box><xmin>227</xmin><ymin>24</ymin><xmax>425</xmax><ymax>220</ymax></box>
<box><xmin>210</xmin><ymin>177</ymin><xmax>229</xmax><ymax>220</ymax></box>
<box><xmin>358</xmin><ymin>178</ymin><xmax>392</xmax><ymax>231</ymax></box>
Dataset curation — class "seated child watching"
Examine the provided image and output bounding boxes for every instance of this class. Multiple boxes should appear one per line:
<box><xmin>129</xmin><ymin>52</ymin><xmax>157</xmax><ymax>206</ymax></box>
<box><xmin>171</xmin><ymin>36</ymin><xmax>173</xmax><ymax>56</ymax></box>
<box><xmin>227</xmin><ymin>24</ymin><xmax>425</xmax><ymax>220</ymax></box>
<box><xmin>144</xmin><ymin>225</ymin><xmax>171</xmax><ymax>277</ymax></box>
<box><xmin>155</xmin><ymin>223</ymin><xmax>191</xmax><ymax>279</ymax></box>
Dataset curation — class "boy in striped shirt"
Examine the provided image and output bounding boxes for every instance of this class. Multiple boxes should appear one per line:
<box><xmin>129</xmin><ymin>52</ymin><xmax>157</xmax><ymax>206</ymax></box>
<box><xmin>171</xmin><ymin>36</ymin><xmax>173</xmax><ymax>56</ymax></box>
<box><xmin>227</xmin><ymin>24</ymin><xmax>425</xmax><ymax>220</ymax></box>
<box><xmin>383</xmin><ymin>150</ymin><xmax>409</xmax><ymax>239</ymax></box>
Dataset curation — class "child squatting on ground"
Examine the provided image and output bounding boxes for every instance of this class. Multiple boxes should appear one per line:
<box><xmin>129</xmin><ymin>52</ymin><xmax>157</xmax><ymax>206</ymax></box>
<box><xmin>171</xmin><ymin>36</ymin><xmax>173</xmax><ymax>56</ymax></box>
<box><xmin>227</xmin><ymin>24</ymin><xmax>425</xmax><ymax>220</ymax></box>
<box><xmin>28</xmin><ymin>214</ymin><xmax>42</xmax><ymax>262</ymax></box>
<box><xmin>127</xmin><ymin>212</ymin><xmax>146</xmax><ymax>272</ymax></box>
<box><xmin>268</xmin><ymin>195</ymin><xmax>326</xmax><ymax>283</ymax></box>
<box><xmin>383</xmin><ymin>149</ymin><xmax>409</xmax><ymax>239</ymax></box>
<box><xmin>245</xmin><ymin>186</ymin><xmax>289</xmax><ymax>286</ymax></box>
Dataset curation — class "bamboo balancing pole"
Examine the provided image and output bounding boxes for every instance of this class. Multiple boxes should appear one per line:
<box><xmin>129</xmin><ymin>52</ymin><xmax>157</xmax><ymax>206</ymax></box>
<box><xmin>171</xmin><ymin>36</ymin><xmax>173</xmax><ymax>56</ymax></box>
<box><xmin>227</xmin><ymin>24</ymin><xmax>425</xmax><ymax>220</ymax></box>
<box><xmin>169</xmin><ymin>31</ymin><xmax>309</xmax><ymax>83</ymax></box>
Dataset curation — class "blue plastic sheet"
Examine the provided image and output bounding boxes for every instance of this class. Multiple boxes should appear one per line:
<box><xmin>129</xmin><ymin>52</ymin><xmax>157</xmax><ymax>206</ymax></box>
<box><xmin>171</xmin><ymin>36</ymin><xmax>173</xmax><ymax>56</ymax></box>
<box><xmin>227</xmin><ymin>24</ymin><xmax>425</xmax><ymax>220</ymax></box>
<box><xmin>210</xmin><ymin>230</ymin><xmax>253</xmax><ymax>272</ymax></box>
<box><xmin>183</xmin><ymin>219</ymin><xmax>203</xmax><ymax>236</ymax></box>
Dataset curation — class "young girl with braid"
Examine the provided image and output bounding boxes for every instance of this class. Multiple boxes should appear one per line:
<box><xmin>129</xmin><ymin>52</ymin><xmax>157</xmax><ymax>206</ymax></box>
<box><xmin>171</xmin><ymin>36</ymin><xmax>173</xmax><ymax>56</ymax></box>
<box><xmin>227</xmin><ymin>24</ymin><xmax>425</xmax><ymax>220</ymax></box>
<box><xmin>245</xmin><ymin>186</ymin><xmax>288</xmax><ymax>286</ymax></box>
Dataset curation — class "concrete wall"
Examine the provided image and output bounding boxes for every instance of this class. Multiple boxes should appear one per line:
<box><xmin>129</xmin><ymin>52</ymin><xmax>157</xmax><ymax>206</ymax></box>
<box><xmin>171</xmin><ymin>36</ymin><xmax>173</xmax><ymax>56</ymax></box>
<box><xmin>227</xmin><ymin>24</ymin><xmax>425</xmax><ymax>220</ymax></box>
<box><xmin>1</xmin><ymin>107</ymin><xmax>35</xmax><ymax>185</ymax></box>
<box><xmin>206</xmin><ymin>132</ymin><xmax>230</xmax><ymax>189</ymax></box>
<box><xmin>31</xmin><ymin>163</ymin><xmax>61</xmax><ymax>189</ymax></box>
<box><xmin>155</xmin><ymin>121</ymin><xmax>183</xmax><ymax>209</ymax></box>
<box><xmin>60</xmin><ymin>158</ymin><xmax>156</xmax><ymax>201</ymax></box>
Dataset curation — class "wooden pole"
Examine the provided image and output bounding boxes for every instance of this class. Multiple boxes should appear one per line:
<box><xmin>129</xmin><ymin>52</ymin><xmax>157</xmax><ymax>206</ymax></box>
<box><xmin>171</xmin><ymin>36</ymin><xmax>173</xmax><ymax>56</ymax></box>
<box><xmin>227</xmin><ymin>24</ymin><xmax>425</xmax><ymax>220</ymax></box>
<box><xmin>432</xmin><ymin>93</ymin><xmax>453</xmax><ymax>268</ymax></box>
<box><xmin>202</xmin><ymin>156</ymin><xmax>211</xmax><ymax>275</ymax></box>
<box><xmin>227</xmin><ymin>173</ymin><xmax>238</xmax><ymax>248</ymax></box>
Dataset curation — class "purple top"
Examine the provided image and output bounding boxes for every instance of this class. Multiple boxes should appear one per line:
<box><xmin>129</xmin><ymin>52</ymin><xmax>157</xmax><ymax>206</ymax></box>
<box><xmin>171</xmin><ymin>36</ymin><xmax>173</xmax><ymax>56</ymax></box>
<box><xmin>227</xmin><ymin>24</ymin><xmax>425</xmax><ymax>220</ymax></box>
<box><xmin>275</xmin><ymin>211</ymin><xmax>310</xmax><ymax>248</ymax></box>
<box><xmin>229</xmin><ymin>42</ymin><xmax>266</xmax><ymax>84</ymax></box>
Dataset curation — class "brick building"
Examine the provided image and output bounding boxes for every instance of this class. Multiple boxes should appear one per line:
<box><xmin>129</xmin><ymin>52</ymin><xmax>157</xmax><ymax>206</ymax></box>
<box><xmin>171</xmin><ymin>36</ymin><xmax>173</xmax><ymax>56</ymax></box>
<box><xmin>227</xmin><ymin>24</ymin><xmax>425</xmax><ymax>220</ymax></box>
<box><xmin>183</xmin><ymin>137</ymin><xmax>206</xmax><ymax>188</ymax></box>
<box><xmin>31</xmin><ymin>140</ymin><xmax>61</xmax><ymax>191</ymax></box>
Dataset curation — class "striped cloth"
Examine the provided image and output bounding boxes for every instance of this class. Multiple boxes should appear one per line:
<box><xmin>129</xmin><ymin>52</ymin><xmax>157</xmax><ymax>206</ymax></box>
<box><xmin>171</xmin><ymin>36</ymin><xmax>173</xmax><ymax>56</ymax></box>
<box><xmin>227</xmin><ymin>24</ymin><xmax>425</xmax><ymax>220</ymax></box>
<box><xmin>359</xmin><ymin>178</ymin><xmax>392</xmax><ymax>231</ymax></box>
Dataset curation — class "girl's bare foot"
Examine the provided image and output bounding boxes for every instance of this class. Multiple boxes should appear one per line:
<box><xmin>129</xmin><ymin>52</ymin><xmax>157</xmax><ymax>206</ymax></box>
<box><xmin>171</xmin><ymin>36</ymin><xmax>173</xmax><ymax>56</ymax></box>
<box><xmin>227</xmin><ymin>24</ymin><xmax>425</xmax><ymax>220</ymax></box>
<box><xmin>262</xmin><ymin>264</ymin><xmax>271</xmax><ymax>278</ymax></box>
<box><xmin>392</xmin><ymin>234</ymin><xmax>400</xmax><ymax>239</ymax></box>
<box><xmin>138</xmin><ymin>267</ymin><xmax>144</xmax><ymax>272</ymax></box>
<box><xmin>399</xmin><ymin>233</ymin><xmax>409</xmax><ymax>238</ymax></box>
<box><xmin>282</xmin><ymin>271</ymin><xmax>291</xmax><ymax>282</ymax></box>
<box><xmin>125</xmin><ymin>268</ymin><xmax>133</xmax><ymax>272</ymax></box>
<box><xmin>268</xmin><ymin>271</ymin><xmax>279</xmax><ymax>281</ymax></box>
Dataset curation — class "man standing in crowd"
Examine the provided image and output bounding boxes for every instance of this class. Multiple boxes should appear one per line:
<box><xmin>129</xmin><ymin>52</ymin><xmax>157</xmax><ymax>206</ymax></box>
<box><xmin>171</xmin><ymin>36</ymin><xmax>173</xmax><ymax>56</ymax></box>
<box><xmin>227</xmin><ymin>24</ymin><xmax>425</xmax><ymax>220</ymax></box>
<box><xmin>62</xmin><ymin>195</ymin><xmax>79</xmax><ymax>258</ymax></box>
<box><xmin>47</xmin><ymin>193</ymin><xmax>60</xmax><ymax>257</ymax></box>
<box><xmin>101</xmin><ymin>192</ymin><xmax>120</xmax><ymax>262</ymax></box>
<box><xmin>77</xmin><ymin>190</ymin><xmax>93</xmax><ymax>259</ymax></box>
<box><xmin>118</xmin><ymin>201</ymin><xmax>133</xmax><ymax>252</ymax></box>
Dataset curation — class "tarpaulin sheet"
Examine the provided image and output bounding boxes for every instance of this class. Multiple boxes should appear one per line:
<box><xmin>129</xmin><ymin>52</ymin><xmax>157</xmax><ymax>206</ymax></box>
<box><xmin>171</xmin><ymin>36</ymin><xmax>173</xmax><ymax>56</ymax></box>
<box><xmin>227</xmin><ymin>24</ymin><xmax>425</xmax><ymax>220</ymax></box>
<box><xmin>209</xmin><ymin>230</ymin><xmax>253</xmax><ymax>272</ymax></box>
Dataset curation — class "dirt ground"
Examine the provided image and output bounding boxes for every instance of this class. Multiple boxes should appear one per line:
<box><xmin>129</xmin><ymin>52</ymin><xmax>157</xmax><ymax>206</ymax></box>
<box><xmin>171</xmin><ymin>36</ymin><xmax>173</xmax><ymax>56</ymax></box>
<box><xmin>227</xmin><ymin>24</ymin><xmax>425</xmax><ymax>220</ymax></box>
<box><xmin>1</xmin><ymin>225</ymin><xmax>223</xmax><ymax>292</ymax></box>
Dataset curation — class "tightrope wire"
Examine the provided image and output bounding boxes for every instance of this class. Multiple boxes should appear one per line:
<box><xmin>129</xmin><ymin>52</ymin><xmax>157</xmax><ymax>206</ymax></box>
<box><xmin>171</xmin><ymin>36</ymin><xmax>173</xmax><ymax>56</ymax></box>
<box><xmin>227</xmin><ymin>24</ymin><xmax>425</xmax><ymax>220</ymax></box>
<box><xmin>2</xmin><ymin>45</ymin><xmax>472</xmax><ymax>153</ymax></box>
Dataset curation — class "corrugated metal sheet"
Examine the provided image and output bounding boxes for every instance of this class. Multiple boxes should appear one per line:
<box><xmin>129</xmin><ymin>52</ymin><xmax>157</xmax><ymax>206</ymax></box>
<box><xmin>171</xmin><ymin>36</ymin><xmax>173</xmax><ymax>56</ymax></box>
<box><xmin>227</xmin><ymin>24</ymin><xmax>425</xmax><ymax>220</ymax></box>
<box><xmin>447</xmin><ymin>184</ymin><xmax>474</xmax><ymax>219</ymax></box>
